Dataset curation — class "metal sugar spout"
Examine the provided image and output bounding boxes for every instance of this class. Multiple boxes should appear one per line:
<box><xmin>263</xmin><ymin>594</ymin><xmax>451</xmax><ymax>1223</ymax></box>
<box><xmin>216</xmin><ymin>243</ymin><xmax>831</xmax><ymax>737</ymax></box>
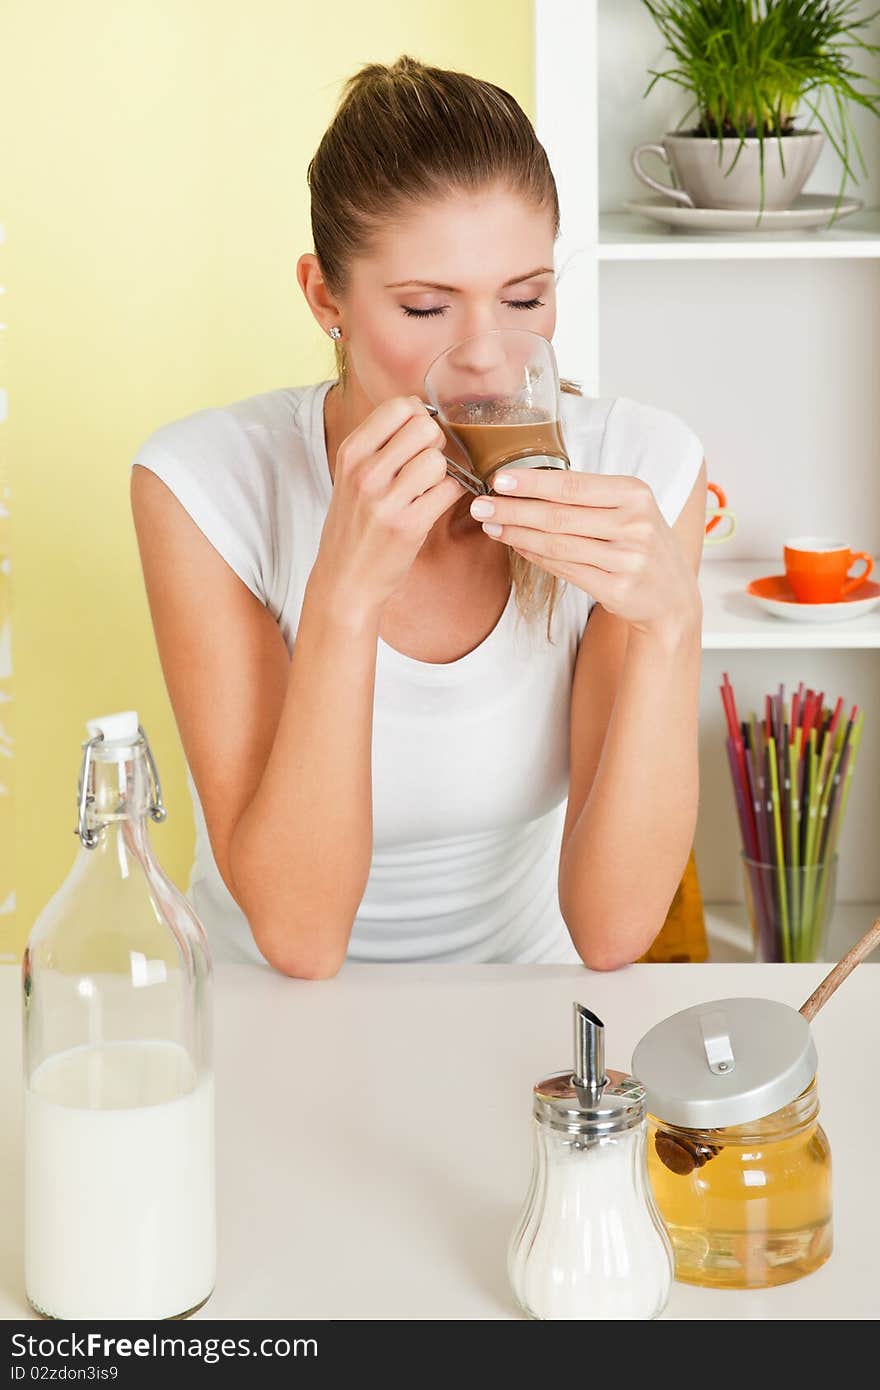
<box><xmin>572</xmin><ymin>1003</ymin><xmax>608</xmax><ymax>1109</ymax></box>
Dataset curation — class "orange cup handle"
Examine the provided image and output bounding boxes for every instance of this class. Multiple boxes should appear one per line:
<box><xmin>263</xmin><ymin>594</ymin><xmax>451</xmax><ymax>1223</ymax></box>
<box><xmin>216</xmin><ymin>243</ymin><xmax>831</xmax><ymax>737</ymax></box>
<box><xmin>705</xmin><ymin>481</ymin><xmax>726</xmax><ymax>535</ymax></box>
<box><xmin>841</xmin><ymin>553</ymin><xmax>874</xmax><ymax>597</ymax></box>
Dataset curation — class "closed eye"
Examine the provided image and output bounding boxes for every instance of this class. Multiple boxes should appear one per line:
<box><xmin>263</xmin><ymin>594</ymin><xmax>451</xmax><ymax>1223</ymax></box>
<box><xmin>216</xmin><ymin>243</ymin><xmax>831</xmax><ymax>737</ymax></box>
<box><xmin>401</xmin><ymin>305</ymin><xmax>447</xmax><ymax>318</ymax></box>
<box><xmin>401</xmin><ymin>297</ymin><xmax>546</xmax><ymax>319</ymax></box>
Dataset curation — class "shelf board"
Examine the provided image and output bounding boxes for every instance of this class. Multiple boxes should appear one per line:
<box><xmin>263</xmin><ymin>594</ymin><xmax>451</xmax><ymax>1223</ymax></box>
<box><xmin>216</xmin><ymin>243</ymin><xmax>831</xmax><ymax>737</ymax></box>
<box><xmin>599</xmin><ymin>208</ymin><xmax>880</xmax><ymax>261</ymax></box>
<box><xmin>699</xmin><ymin>560</ymin><xmax>880</xmax><ymax>650</ymax></box>
<box><xmin>705</xmin><ymin>900</ymin><xmax>879</xmax><ymax>964</ymax></box>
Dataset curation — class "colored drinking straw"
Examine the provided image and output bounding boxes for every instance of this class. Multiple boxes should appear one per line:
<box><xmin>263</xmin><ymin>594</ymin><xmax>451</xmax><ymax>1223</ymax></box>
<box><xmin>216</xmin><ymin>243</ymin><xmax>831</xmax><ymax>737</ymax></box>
<box><xmin>726</xmin><ymin>738</ymin><xmax>754</xmax><ymax>858</ymax></box>
<box><xmin>831</xmin><ymin>710</ymin><xmax>863</xmax><ymax>858</ymax></box>
<box><xmin>788</xmin><ymin>734</ymin><xmax>801</xmax><ymax>946</ymax></box>
<box><xmin>818</xmin><ymin>714</ymin><xmax>852</xmax><ymax>865</ymax></box>
<box><xmin>813</xmin><ymin>711</ymin><xmax>862</xmax><ymax>957</ymax></box>
<box><xmin>767</xmin><ymin>737</ymin><xmax>790</xmax><ymax>959</ymax></box>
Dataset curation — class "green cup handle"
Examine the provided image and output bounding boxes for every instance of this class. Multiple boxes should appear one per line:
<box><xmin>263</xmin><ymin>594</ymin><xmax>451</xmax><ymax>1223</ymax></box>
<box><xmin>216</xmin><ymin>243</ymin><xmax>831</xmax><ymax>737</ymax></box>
<box><xmin>704</xmin><ymin>508</ymin><xmax>736</xmax><ymax>545</ymax></box>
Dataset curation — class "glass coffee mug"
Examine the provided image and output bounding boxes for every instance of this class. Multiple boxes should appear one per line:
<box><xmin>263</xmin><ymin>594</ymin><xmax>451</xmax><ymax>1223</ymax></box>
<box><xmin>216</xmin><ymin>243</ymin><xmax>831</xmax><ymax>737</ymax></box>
<box><xmin>424</xmin><ymin>329</ymin><xmax>570</xmax><ymax>497</ymax></box>
<box><xmin>705</xmin><ymin>481</ymin><xmax>736</xmax><ymax>546</ymax></box>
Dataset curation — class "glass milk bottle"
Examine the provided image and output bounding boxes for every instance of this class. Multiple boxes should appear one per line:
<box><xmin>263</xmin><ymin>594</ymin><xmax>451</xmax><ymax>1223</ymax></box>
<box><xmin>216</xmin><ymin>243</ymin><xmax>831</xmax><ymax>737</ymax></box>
<box><xmin>22</xmin><ymin>712</ymin><xmax>215</xmax><ymax>1320</ymax></box>
<box><xmin>507</xmin><ymin>1003</ymin><xmax>673</xmax><ymax>1320</ymax></box>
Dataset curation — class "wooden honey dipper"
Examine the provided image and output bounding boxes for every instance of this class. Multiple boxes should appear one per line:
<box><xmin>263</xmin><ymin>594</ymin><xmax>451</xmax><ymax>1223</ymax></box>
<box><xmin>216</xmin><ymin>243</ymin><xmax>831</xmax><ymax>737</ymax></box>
<box><xmin>655</xmin><ymin>915</ymin><xmax>880</xmax><ymax>1177</ymax></box>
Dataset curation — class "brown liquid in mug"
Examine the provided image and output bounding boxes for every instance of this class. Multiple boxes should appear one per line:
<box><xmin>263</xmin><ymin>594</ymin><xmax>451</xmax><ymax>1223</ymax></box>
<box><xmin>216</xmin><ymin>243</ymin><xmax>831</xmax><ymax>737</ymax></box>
<box><xmin>443</xmin><ymin>401</ymin><xmax>568</xmax><ymax>483</ymax></box>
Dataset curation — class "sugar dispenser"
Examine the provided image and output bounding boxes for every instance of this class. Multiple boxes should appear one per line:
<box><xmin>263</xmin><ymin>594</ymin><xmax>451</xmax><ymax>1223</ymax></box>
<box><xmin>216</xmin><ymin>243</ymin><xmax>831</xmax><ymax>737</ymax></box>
<box><xmin>507</xmin><ymin>1002</ymin><xmax>673</xmax><ymax>1320</ymax></box>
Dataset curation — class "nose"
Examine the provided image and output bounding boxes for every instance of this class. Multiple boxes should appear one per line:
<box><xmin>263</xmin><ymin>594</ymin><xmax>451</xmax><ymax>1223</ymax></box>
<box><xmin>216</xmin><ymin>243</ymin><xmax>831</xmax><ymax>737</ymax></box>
<box><xmin>447</xmin><ymin>330</ymin><xmax>513</xmax><ymax>396</ymax></box>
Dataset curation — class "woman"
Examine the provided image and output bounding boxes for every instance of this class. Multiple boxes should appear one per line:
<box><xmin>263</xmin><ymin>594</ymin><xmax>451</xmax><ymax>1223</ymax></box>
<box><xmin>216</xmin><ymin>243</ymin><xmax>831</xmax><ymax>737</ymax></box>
<box><xmin>130</xmin><ymin>56</ymin><xmax>706</xmax><ymax>975</ymax></box>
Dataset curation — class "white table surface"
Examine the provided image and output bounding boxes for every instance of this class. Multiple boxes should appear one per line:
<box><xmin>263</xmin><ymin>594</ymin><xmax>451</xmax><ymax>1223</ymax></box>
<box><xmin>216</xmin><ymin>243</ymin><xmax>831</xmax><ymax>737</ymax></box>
<box><xmin>2</xmin><ymin>961</ymin><xmax>878</xmax><ymax>1321</ymax></box>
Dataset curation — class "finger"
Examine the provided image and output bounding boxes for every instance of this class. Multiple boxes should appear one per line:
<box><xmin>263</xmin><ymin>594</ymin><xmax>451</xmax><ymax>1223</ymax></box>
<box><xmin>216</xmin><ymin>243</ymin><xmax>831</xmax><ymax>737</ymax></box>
<box><xmin>514</xmin><ymin>546</ymin><xmax>613</xmax><ymax>600</ymax></box>
<box><xmin>342</xmin><ymin>396</ymin><xmax>440</xmax><ymax>467</ymax></box>
<box><xmin>474</xmin><ymin>495</ymin><xmax>623</xmax><ymax>539</ymax></box>
<box><xmin>487</xmin><ymin>526</ymin><xmax>630</xmax><ymax>573</ymax></box>
<box><xmin>385</xmin><ymin>447</ymin><xmax>448</xmax><ymax>508</ymax></box>
<box><xmin>491</xmin><ymin>467</ymin><xmax>645</xmax><ymax>507</ymax></box>
<box><xmin>368</xmin><ymin>411</ymin><xmax>447</xmax><ymax>485</ymax></box>
<box><xmin>408</xmin><ymin>474</ymin><xmax>468</xmax><ymax>532</ymax></box>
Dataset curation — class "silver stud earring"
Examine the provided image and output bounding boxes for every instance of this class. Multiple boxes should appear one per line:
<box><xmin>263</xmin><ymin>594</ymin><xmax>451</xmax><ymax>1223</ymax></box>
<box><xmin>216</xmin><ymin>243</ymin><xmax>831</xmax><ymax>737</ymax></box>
<box><xmin>328</xmin><ymin>326</ymin><xmax>342</xmax><ymax>341</ymax></box>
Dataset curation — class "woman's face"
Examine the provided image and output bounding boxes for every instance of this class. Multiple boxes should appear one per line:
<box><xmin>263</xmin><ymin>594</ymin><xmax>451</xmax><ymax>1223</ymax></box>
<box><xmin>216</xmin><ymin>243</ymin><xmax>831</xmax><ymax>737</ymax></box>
<box><xmin>340</xmin><ymin>183</ymin><xmax>558</xmax><ymax>407</ymax></box>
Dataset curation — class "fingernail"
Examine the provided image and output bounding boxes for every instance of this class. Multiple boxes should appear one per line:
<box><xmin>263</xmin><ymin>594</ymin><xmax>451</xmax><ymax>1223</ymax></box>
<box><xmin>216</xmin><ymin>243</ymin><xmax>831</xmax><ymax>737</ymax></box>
<box><xmin>482</xmin><ymin>521</ymin><xmax>503</xmax><ymax>538</ymax></box>
<box><xmin>493</xmin><ymin>473</ymin><xmax>518</xmax><ymax>492</ymax></box>
<box><xmin>470</xmin><ymin>499</ymin><xmax>495</xmax><ymax>519</ymax></box>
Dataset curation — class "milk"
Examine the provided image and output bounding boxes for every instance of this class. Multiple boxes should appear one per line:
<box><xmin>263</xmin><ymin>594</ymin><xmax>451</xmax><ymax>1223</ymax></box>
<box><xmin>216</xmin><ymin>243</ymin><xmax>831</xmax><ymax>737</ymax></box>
<box><xmin>25</xmin><ymin>1040</ymin><xmax>215</xmax><ymax>1320</ymax></box>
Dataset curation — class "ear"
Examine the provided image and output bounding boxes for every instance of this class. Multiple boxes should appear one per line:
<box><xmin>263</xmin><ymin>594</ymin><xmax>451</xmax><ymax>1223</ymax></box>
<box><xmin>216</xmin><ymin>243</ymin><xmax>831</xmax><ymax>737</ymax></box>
<box><xmin>297</xmin><ymin>253</ymin><xmax>342</xmax><ymax>335</ymax></box>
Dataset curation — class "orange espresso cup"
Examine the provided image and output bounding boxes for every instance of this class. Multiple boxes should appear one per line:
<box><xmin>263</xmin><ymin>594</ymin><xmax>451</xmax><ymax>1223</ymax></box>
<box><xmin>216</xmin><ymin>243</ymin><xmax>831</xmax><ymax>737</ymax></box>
<box><xmin>783</xmin><ymin>536</ymin><xmax>874</xmax><ymax>603</ymax></box>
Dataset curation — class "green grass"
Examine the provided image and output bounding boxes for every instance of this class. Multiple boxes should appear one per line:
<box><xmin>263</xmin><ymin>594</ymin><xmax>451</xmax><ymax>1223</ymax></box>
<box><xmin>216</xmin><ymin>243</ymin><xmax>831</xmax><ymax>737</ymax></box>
<box><xmin>642</xmin><ymin>1</ymin><xmax>880</xmax><ymax>191</ymax></box>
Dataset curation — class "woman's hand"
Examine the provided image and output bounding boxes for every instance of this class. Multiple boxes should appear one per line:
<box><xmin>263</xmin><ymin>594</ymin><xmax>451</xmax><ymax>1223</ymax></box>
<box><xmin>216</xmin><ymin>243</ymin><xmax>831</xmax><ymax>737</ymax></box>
<box><xmin>470</xmin><ymin>468</ymin><xmax>701</xmax><ymax>639</ymax></box>
<box><xmin>313</xmin><ymin>396</ymin><xmax>467</xmax><ymax>625</ymax></box>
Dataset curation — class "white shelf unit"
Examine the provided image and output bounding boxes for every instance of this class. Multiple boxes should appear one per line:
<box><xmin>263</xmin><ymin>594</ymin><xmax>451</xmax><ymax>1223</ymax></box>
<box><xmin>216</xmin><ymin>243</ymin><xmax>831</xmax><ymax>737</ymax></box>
<box><xmin>700</xmin><ymin>559</ymin><xmax>880</xmax><ymax>650</ymax></box>
<box><xmin>536</xmin><ymin>0</ymin><xmax>880</xmax><ymax>961</ymax></box>
<box><xmin>600</xmin><ymin>208</ymin><xmax>880</xmax><ymax>260</ymax></box>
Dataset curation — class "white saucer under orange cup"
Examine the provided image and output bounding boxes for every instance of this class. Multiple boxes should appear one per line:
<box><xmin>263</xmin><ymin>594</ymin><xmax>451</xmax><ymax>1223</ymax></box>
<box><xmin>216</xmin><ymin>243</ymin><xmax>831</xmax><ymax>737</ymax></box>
<box><xmin>747</xmin><ymin>536</ymin><xmax>880</xmax><ymax>623</ymax></box>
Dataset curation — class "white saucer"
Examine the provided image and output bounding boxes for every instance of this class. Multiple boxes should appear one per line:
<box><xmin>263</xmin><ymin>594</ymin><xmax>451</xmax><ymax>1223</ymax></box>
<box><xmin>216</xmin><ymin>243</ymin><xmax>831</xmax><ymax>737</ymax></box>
<box><xmin>623</xmin><ymin>193</ymin><xmax>864</xmax><ymax>233</ymax></box>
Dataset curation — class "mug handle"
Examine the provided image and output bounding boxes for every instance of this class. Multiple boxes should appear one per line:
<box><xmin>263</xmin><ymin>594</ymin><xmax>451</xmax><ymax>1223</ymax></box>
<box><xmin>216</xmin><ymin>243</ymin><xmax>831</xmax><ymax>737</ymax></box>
<box><xmin>706</xmin><ymin>481</ymin><xmax>727</xmax><ymax>534</ymax></box>
<box><xmin>444</xmin><ymin>457</ymin><xmax>485</xmax><ymax>498</ymax></box>
<box><xmin>703</xmin><ymin>509</ymin><xmax>736</xmax><ymax>545</ymax></box>
<box><xmin>841</xmin><ymin>552</ymin><xmax>874</xmax><ymax>597</ymax></box>
<box><xmin>631</xmin><ymin>144</ymin><xmax>694</xmax><ymax>207</ymax></box>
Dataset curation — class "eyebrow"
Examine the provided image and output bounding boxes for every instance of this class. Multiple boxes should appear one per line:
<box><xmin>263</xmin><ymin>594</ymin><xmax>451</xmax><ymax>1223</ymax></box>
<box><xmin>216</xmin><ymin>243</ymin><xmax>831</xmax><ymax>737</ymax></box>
<box><xmin>384</xmin><ymin>267</ymin><xmax>554</xmax><ymax>292</ymax></box>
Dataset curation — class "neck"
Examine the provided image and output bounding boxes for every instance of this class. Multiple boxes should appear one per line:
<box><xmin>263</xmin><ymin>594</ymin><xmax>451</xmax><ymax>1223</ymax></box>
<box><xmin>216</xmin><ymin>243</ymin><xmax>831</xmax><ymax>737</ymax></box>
<box><xmin>83</xmin><ymin>746</ymin><xmax>153</xmax><ymax>839</ymax></box>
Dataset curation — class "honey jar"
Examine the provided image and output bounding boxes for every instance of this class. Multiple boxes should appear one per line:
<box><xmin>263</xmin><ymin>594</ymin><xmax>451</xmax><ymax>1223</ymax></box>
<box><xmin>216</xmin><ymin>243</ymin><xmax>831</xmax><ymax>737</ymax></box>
<box><xmin>632</xmin><ymin>997</ymin><xmax>832</xmax><ymax>1290</ymax></box>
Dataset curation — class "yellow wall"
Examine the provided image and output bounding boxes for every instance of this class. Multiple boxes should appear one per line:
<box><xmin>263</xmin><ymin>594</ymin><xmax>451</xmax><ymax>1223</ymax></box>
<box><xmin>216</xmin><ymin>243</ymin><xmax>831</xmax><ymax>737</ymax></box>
<box><xmin>2</xmin><ymin>1</ymin><xmax>534</xmax><ymax>957</ymax></box>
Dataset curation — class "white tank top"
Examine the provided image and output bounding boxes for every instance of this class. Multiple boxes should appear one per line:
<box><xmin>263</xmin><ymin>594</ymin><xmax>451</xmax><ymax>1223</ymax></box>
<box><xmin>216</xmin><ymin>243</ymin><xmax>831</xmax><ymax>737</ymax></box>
<box><xmin>131</xmin><ymin>380</ymin><xmax>702</xmax><ymax>966</ymax></box>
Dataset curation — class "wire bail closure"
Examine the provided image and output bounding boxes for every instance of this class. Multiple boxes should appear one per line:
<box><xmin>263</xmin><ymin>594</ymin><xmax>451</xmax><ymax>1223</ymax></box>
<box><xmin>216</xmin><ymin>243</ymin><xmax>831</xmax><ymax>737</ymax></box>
<box><xmin>76</xmin><ymin>725</ymin><xmax>167</xmax><ymax>849</ymax></box>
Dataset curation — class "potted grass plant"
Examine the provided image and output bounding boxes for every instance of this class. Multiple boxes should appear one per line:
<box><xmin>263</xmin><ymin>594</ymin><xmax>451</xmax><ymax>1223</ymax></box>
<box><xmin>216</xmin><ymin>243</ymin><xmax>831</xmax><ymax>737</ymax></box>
<box><xmin>636</xmin><ymin>0</ymin><xmax>880</xmax><ymax>215</ymax></box>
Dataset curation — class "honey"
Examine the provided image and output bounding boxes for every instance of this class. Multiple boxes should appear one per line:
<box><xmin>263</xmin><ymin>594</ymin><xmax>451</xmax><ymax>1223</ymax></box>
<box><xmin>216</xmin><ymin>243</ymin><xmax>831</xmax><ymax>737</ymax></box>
<box><xmin>646</xmin><ymin>1080</ymin><xmax>832</xmax><ymax>1289</ymax></box>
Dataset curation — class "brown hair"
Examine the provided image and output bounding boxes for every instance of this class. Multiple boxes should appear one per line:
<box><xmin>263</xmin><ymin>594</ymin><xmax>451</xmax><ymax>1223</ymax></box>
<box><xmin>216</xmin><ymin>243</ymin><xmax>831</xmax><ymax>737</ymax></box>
<box><xmin>307</xmin><ymin>55</ymin><xmax>571</xmax><ymax>639</ymax></box>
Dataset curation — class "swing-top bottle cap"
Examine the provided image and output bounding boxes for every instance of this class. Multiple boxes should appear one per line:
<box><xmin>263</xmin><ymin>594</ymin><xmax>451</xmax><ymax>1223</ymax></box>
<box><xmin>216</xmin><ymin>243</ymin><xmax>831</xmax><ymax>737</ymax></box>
<box><xmin>86</xmin><ymin>711</ymin><xmax>140</xmax><ymax>742</ymax></box>
<box><xmin>77</xmin><ymin>713</ymin><xmax>166</xmax><ymax>842</ymax></box>
<box><xmin>85</xmin><ymin>712</ymin><xmax>142</xmax><ymax>763</ymax></box>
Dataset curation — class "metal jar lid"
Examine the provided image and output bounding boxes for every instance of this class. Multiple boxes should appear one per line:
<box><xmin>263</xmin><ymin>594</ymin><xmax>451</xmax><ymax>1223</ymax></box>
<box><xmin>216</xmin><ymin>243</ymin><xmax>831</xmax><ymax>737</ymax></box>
<box><xmin>533</xmin><ymin>1067</ymin><xmax>646</xmax><ymax>1135</ymax></box>
<box><xmin>631</xmin><ymin>997</ymin><xmax>818</xmax><ymax>1131</ymax></box>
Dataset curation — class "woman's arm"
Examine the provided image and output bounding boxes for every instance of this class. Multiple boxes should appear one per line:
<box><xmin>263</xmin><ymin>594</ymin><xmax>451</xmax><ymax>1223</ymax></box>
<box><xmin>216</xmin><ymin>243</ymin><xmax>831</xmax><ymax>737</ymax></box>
<box><xmin>557</xmin><ymin>464</ymin><xmax>706</xmax><ymax>968</ymax></box>
<box><xmin>228</xmin><ymin>564</ymin><xmax>382</xmax><ymax>978</ymax></box>
<box><xmin>131</xmin><ymin>396</ymin><xmax>461</xmax><ymax>979</ymax></box>
<box><xmin>131</xmin><ymin>468</ymin><xmax>379</xmax><ymax>980</ymax></box>
<box><xmin>470</xmin><ymin>454</ymin><xmax>707</xmax><ymax>970</ymax></box>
